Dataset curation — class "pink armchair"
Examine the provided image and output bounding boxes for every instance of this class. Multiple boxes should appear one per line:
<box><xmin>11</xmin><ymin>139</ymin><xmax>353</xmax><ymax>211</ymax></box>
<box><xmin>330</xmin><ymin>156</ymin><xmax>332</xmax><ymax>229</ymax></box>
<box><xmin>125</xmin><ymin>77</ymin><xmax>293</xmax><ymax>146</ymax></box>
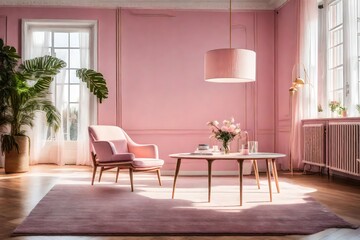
<box><xmin>88</xmin><ymin>125</ymin><xmax>164</xmax><ymax>191</ymax></box>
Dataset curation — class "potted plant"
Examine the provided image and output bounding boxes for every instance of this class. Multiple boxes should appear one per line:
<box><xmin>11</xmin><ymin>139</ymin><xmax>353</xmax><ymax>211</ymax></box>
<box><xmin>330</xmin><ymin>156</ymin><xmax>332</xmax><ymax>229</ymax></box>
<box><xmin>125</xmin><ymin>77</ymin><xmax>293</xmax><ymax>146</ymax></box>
<box><xmin>317</xmin><ymin>104</ymin><xmax>324</xmax><ymax>118</ymax></box>
<box><xmin>338</xmin><ymin>106</ymin><xmax>347</xmax><ymax>117</ymax></box>
<box><xmin>0</xmin><ymin>39</ymin><xmax>108</xmax><ymax>173</ymax></box>
<box><xmin>329</xmin><ymin>100</ymin><xmax>340</xmax><ymax>117</ymax></box>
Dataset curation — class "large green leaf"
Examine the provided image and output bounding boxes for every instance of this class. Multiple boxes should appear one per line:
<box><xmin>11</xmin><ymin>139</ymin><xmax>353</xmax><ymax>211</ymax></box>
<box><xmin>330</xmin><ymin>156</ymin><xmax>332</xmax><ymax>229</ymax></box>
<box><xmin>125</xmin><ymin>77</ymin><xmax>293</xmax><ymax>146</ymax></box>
<box><xmin>1</xmin><ymin>134</ymin><xmax>19</xmax><ymax>153</ymax></box>
<box><xmin>20</xmin><ymin>98</ymin><xmax>61</xmax><ymax>132</ymax></box>
<box><xmin>76</xmin><ymin>68</ymin><xmax>108</xmax><ymax>103</ymax></box>
<box><xmin>19</xmin><ymin>55</ymin><xmax>66</xmax><ymax>80</ymax></box>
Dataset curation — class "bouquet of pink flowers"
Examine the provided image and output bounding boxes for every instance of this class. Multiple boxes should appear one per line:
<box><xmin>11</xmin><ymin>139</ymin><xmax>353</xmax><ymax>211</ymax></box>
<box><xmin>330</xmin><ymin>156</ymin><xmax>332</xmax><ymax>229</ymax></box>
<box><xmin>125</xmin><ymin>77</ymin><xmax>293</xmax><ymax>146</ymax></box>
<box><xmin>207</xmin><ymin>118</ymin><xmax>241</xmax><ymax>153</ymax></box>
<box><xmin>329</xmin><ymin>101</ymin><xmax>340</xmax><ymax>112</ymax></box>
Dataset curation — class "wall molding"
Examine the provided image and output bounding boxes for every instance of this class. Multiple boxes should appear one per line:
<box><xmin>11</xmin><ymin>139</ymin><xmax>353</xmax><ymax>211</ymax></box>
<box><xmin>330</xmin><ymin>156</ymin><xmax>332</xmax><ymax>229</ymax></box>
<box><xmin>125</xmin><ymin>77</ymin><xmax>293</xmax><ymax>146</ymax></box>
<box><xmin>277</xmin><ymin>126</ymin><xmax>291</xmax><ymax>132</ymax></box>
<box><xmin>0</xmin><ymin>16</ymin><xmax>7</xmax><ymax>43</ymax></box>
<box><xmin>116</xmin><ymin>8</ymin><xmax>122</xmax><ymax>127</ymax></box>
<box><xmin>257</xmin><ymin>129</ymin><xmax>275</xmax><ymax>135</ymax></box>
<box><xmin>126</xmin><ymin>128</ymin><xmax>276</xmax><ymax>136</ymax></box>
<box><xmin>0</xmin><ymin>0</ymin><xmax>288</xmax><ymax>10</ymax></box>
<box><xmin>126</xmin><ymin>129</ymin><xmax>210</xmax><ymax>135</ymax></box>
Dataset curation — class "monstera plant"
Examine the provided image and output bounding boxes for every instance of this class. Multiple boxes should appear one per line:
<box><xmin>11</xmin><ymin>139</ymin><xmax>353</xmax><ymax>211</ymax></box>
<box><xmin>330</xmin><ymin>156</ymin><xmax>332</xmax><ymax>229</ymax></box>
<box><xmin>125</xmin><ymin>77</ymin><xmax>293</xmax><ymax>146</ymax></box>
<box><xmin>0</xmin><ymin>38</ymin><xmax>108</xmax><ymax>173</ymax></box>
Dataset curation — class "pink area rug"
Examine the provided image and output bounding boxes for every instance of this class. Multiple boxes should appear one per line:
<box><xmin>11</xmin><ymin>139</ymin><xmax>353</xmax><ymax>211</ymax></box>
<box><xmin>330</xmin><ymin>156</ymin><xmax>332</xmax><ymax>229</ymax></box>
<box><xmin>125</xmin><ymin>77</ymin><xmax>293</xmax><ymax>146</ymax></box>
<box><xmin>13</xmin><ymin>176</ymin><xmax>356</xmax><ymax>236</ymax></box>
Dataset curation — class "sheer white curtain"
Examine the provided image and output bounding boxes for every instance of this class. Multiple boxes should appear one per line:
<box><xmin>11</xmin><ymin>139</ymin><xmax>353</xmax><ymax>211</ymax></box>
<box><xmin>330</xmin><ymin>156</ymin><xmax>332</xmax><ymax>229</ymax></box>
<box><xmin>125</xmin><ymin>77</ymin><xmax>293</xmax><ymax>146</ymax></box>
<box><xmin>76</xmin><ymin>32</ymin><xmax>96</xmax><ymax>166</ymax></box>
<box><xmin>24</xmin><ymin>29</ymin><xmax>63</xmax><ymax>165</ymax></box>
<box><xmin>290</xmin><ymin>0</ymin><xmax>319</xmax><ymax>170</ymax></box>
<box><xmin>24</xmin><ymin>24</ymin><xmax>95</xmax><ymax>166</ymax></box>
<box><xmin>343</xmin><ymin>0</ymin><xmax>358</xmax><ymax>116</ymax></box>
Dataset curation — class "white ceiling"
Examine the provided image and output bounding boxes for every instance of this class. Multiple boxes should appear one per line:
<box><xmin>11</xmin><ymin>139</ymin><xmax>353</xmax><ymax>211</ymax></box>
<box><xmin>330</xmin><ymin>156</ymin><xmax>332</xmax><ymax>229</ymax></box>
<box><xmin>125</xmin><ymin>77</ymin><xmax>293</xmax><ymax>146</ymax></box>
<box><xmin>0</xmin><ymin>0</ymin><xmax>288</xmax><ymax>10</ymax></box>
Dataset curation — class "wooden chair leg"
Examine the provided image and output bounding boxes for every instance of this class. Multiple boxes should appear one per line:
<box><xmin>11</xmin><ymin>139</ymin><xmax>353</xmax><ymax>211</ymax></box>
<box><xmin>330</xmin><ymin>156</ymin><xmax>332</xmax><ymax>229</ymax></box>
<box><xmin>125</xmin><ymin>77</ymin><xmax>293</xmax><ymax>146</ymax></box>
<box><xmin>99</xmin><ymin>166</ymin><xmax>104</xmax><ymax>182</ymax></box>
<box><xmin>253</xmin><ymin>160</ymin><xmax>260</xmax><ymax>189</ymax></box>
<box><xmin>115</xmin><ymin>167</ymin><xmax>120</xmax><ymax>183</ymax></box>
<box><xmin>129</xmin><ymin>168</ymin><xmax>134</xmax><ymax>192</ymax></box>
<box><xmin>156</xmin><ymin>169</ymin><xmax>162</xmax><ymax>186</ymax></box>
<box><xmin>91</xmin><ymin>166</ymin><xmax>97</xmax><ymax>185</ymax></box>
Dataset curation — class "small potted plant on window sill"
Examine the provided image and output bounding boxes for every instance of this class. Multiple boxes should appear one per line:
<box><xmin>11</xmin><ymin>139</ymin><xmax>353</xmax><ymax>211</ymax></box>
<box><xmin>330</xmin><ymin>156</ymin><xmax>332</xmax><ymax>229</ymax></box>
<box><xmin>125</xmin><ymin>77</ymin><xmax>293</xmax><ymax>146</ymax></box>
<box><xmin>317</xmin><ymin>104</ymin><xmax>324</xmax><ymax>118</ymax></box>
<box><xmin>329</xmin><ymin>101</ymin><xmax>340</xmax><ymax>118</ymax></box>
<box><xmin>338</xmin><ymin>106</ymin><xmax>347</xmax><ymax>117</ymax></box>
<box><xmin>0</xmin><ymin>39</ymin><xmax>108</xmax><ymax>173</ymax></box>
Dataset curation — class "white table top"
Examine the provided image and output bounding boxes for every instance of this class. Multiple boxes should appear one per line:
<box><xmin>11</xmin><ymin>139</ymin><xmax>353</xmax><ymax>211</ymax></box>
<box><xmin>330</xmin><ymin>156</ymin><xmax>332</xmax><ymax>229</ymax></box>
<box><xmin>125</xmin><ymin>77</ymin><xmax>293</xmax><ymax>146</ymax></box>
<box><xmin>169</xmin><ymin>152</ymin><xmax>286</xmax><ymax>160</ymax></box>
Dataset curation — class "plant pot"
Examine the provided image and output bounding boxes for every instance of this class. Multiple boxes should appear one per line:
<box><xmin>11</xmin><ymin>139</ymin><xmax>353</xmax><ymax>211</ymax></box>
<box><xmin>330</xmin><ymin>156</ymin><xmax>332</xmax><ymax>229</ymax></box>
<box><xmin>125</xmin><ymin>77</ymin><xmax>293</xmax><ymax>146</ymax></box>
<box><xmin>5</xmin><ymin>136</ymin><xmax>30</xmax><ymax>173</ymax></box>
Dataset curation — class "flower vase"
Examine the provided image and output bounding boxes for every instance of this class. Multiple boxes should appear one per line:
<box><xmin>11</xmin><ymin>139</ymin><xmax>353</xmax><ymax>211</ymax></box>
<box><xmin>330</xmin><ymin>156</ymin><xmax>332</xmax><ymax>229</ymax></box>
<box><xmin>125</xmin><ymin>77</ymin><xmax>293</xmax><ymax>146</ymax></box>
<box><xmin>222</xmin><ymin>141</ymin><xmax>230</xmax><ymax>154</ymax></box>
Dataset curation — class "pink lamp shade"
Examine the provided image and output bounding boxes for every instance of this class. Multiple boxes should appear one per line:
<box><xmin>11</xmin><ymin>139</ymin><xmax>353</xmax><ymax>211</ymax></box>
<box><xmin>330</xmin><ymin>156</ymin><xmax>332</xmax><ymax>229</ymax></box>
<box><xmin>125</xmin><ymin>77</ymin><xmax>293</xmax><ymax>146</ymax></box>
<box><xmin>204</xmin><ymin>48</ymin><xmax>256</xmax><ymax>83</ymax></box>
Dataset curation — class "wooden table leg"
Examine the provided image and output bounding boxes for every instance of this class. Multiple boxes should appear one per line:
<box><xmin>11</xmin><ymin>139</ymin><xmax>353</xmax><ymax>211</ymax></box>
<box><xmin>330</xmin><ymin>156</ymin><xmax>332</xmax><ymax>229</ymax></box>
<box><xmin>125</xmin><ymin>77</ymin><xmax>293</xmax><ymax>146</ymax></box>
<box><xmin>129</xmin><ymin>168</ymin><xmax>134</xmax><ymax>192</ymax></box>
<box><xmin>237</xmin><ymin>159</ymin><xmax>243</xmax><ymax>206</ymax></box>
<box><xmin>253</xmin><ymin>160</ymin><xmax>260</xmax><ymax>189</ymax></box>
<box><xmin>266</xmin><ymin>159</ymin><xmax>273</xmax><ymax>202</ymax></box>
<box><xmin>207</xmin><ymin>159</ymin><xmax>214</xmax><ymax>202</ymax></box>
<box><xmin>172</xmin><ymin>158</ymin><xmax>182</xmax><ymax>199</ymax></box>
<box><xmin>271</xmin><ymin>159</ymin><xmax>280</xmax><ymax>193</ymax></box>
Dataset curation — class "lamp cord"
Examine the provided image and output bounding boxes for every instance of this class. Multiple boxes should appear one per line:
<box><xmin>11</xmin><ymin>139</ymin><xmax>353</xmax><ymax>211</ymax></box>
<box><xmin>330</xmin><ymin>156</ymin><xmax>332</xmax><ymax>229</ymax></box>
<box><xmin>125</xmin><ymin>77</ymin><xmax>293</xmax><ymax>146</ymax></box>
<box><xmin>230</xmin><ymin>0</ymin><xmax>232</xmax><ymax>48</ymax></box>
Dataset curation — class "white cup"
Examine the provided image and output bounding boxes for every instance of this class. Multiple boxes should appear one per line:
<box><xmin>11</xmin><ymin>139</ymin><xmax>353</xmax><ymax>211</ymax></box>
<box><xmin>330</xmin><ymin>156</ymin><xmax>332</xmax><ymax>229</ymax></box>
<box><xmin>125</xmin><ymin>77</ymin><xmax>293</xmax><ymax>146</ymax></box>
<box><xmin>212</xmin><ymin>145</ymin><xmax>219</xmax><ymax>152</ymax></box>
<box><xmin>248</xmin><ymin>141</ymin><xmax>258</xmax><ymax>153</ymax></box>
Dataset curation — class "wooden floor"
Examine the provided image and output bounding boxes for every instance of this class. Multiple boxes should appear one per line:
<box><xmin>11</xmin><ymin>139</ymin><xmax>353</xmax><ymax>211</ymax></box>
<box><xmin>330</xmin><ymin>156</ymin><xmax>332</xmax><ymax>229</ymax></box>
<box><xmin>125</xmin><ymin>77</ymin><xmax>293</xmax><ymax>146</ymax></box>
<box><xmin>0</xmin><ymin>165</ymin><xmax>359</xmax><ymax>240</ymax></box>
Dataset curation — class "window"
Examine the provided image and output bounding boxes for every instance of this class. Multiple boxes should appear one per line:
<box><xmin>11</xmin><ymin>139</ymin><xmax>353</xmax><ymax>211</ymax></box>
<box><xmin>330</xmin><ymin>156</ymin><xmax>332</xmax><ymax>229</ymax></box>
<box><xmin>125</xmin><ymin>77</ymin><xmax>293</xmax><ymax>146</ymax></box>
<box><xmin>327</xmin><ymin>0</ymin><xmax>343</xmax><ymax>103</ymax></box>
<box><xmin>49</xmin><ymin>31</ymin><xmax>86</xmax><ymax>140</ymax></box>
<box><xmin>324</xmin><ymin>0</ymin><xmax>359</xmax><ymax>115</ymax></box>
<box><xmin>22</xmin><ymin>20</ymin><xmax>97</xmax><ymax>165</ymax></box>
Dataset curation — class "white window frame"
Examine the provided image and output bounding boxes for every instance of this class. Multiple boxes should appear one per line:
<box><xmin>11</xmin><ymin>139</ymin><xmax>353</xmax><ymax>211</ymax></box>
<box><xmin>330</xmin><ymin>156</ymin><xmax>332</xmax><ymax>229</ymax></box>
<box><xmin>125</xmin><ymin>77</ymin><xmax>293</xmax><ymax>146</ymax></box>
<box><xmin>22</xmin><ymin>19</ymin><xmax>97</xmax><ymax>69</ymax></box>
<box><xmin>323</xmin><ymin>0</ymin><xmax>360</xmax><ymax>115</ymax></box>
<box><xmin>22</xmin><ymin>19</ymin><xmax>98</xmax><ymax>140</ymax></box>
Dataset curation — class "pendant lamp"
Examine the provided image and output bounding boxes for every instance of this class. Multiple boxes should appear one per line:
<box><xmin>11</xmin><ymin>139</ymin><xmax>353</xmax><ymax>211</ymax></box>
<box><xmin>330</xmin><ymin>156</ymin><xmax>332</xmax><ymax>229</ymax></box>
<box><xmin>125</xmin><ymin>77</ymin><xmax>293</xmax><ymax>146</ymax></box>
<box><xmin>204</xmin><ymin>0</ymin><xmax>256</xmax><ymax>83</ymax></box>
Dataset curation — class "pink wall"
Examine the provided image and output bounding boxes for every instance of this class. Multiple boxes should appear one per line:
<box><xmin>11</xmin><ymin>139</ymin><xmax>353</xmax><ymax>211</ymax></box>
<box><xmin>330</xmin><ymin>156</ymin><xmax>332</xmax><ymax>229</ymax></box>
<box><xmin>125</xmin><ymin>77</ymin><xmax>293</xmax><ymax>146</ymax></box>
<box><xmin>0</xmin><ymin>6</ymin><xmax>278</xmax><ymax>173</ymax></box>
<box><xmin>0</xmin><ymin>6</ymin><xmax>118</xmax><ymax>126</ymax></box>
<box><xmin>121</xmin><ymin>9</ymin><xmax>275</xmax><ymax>172</ymax></box>
<box><xmin>275</xmin><ymin>0</ymin><xmax>299</xmax><ymax>169</ymax></box>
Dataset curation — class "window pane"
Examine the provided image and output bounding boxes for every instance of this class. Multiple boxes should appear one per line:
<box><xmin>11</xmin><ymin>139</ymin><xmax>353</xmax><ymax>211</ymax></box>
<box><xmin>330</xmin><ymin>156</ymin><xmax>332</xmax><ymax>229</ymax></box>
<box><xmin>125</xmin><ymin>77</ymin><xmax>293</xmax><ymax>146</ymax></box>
<box><xmin>69</xmin><ymin>49</ymin><xmax>81</xmax><ymax>68</ymax></box>
<box><xmin>334</xmin><ymin>89</ymin><xmax>343</xmax><ymax>103</ymax></box>
<box><xmin>329</xmin><ymin>1</ymin><xmax>343</xmax><ymax>29</ymax></box>
<box><xmin>70</xmin><ymin>32</ymin><xmax>80</xmax><ymax>48</ymax></box>
<box><xmin>69</xmin><ymin>85</ymin><xmax>79</xmax><ymax>102</ymax></box>
<box><xmin>69</xmin><ymin>70</ymin><xmax>80</xmax><ymax>83</ymax></box>
<box><xmin>329</xmin><ymin>28</ymin><xmax>343</xmax><ymax>47</ymax></box>
<box><xmin>54</xmin><ymin>32</ymin><xmax>69</xmax><ymax>47</ymax></box>
<box><xmin>54</xmin><ymin>49</ymin><xmax>69</xmax><ymax>68</ymax></box>
<box><xmin>69</xmin><ymin>104</ymin><xmax>79</xmax><ymax>141</ymax></box>
<box><xmin>329</xmin><ymin>44</ymin><xmax>343</xmax><ymax>68</ymax></box>
<box><xmin>332</xmin><ymin>67</ymin><xmax>343</xmax><ymax>90</ymax></box>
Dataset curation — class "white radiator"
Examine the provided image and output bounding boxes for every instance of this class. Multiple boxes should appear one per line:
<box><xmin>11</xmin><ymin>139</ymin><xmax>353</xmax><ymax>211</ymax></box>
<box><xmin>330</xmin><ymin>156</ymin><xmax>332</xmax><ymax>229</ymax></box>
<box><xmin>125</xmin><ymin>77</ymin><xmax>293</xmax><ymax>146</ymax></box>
<box><xmin>303</xmin><ymin>124</ymin><xmax>326</xmax><ymax>167</ymax></box>
<box><xmin>328</xmin><ymin>122</ymin><xmax>360</xmax><ymax>176</ymax></box>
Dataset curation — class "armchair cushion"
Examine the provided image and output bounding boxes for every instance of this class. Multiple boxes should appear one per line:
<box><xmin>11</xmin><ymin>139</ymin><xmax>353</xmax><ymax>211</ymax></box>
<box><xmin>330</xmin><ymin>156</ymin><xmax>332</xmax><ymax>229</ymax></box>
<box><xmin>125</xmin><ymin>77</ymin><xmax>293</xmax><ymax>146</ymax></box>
<box><xmin>128</xmin><ymin>144</ymin><xmax>158</xmax><ymax>158</ymax></box>
<box><xmin>132</xmin><ymin>158</ymin><xmax>164</xmax><ymax>168</ymax></box>
<box><xmin>110</xmin><ymin>139</ymin><xmax>129</xmax><ymax>153</ymax></box>
<box><xmin>106</xmin><ymin>153</ymin><xmax>134</xmax><ymax>163</ymax></box>
<box><xmin>92</xmin><ymin>141</ymin><xmax>117</xmax><ymax>162</ymax></box>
